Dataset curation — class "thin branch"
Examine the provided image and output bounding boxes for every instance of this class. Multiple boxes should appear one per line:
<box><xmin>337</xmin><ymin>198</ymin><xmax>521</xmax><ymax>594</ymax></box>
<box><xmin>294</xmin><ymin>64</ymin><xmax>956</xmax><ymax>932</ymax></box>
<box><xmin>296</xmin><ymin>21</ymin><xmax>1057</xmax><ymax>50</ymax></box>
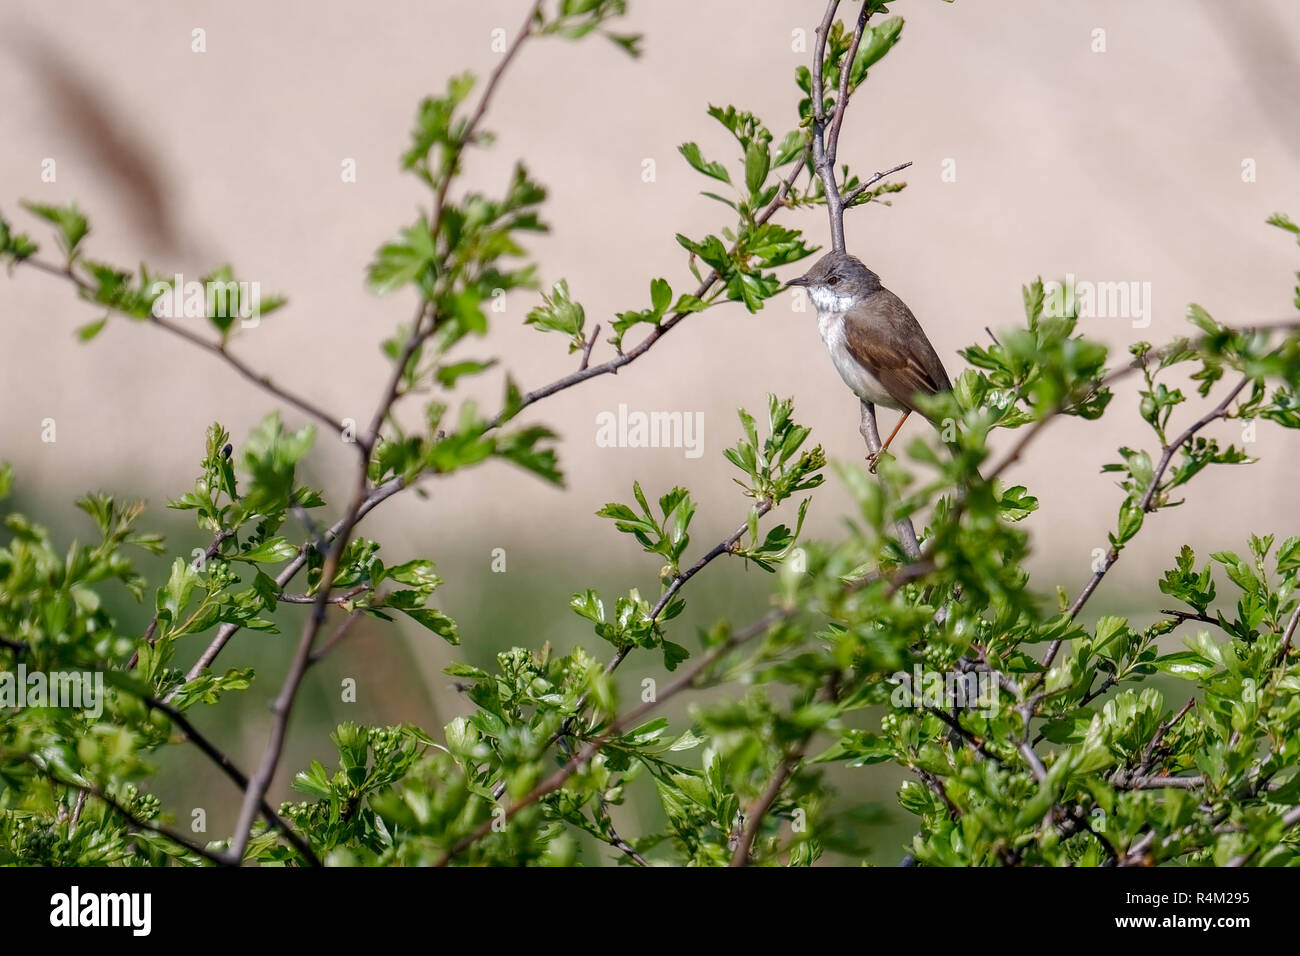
<box><xmin>579</xmin><ymin>322</ymin><xmax>601</xmax><ymax>371</ymax></box>
<box><xmin>927</xmin><ymin>706</ymin><xmax>1001</xmax><ymax>761</ymax></box>
<box><xmin>1162</xmin><ymin>608</ymin><xmax>1222</xmax><ymax>628</ymax></box>
<box><xmin>825</xmin><ymin>1</ymin><xmax>871</xmax><ymax>169</ymax></box>
<box><xmin>126</xmin><ymin>527</ymin><xmax>233</xmax><ymax>671</ymax></box>
<box><xmin>1018</xmin><ymin>737</ymin><xmax>1048</xmax><ymax>783</ymax></box>
<box><xmin>224</xmin><ymin>479</ymin><xmax>368</xmax><ymax>863</ymax></box>
<box><xmin>138</xmin><ymin>693</ymin><xmax>319</xmax><ymax>866</ymax></box>
<box><xmin>307</xmin><ymin>608</ymin><xmax>366</xmax><ymax>665</ymax></box>
<box><xmin>1272</xmin><ymin>596</ymin><xmax>1300</xmax><ymax>669</ymax></box>
<box><xmin>603</xmin><ymin>498</ymin><xmax>775</xmax><ymax>674</ymax></box>
<box><xmin>486</xmin><ymin>151</ymin><xmax>809</xmax><ymax>430</ymax></box>
<box><xmin>841</xmin><ymin>160</ymin><xmax>913</xmax><ymax>206</ymax></box>
<box><xmin>594</xmin><ymin>797</ymin><xmax>649</xmax><ymax>867</ymax></box>
<box><xmin>278</xmin><ymin>586</ymin><xmax>371</xmax><ymax>606</ymax></box>
<box><xmin>1115</xmin><ymin>774</ymin><xmax>1207</xmax><ymax>791</ymax></box>
<box><xmin>730</xmin><ymin>747</ymin><xmax>805</xmax><ymax>866</ymax></box>
<box><xmin>1038</xmin><ymin>374</ymin><xmax>1251</xmax><ymax>673</ymax></box>
<box><xmin>809</xmin><ymin>1</ymin><xmax>844</xmax><ymax>252</ymax></box>
<box><xmin>1136</xmin><ymin>697</ymin><xmax>1196</xmax><ymax>777</ymax></box>
<box><xmin>176</xmin><ymin>475</ymin><xmax>405</xmax><ymax>690</ymax></box>
<box><xmin>504</xmin><ymin>497</ymin><xmax>780</xmax><ymax>802</ymax></box>
<box><xmin>20</xmin><ymin>257</ymin><xmax>352</xmax><ymax>442</ymax></box>
<box><xmin>861</xmin><ymin>400</ymin><xmax>921</xmax><ymax>558</ymax></box>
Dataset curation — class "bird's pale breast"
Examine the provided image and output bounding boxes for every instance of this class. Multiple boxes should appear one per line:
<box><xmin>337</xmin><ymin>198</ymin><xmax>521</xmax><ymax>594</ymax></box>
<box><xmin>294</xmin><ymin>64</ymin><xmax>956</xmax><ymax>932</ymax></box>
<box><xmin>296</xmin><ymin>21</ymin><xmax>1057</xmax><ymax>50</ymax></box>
<box><xmin>817</xmin><ymin>310</ymin><xmax>902</xmax><ymax>410</ymax></box>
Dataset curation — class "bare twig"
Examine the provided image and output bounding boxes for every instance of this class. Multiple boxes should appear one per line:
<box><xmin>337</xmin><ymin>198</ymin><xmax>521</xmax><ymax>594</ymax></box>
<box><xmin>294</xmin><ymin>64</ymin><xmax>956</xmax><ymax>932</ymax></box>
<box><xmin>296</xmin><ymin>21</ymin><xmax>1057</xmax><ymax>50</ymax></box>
<box><xmin>1018</xmin><ymin>735</ymin><xmax>1048</xmax><ymax>783</ymax></box>
<box><xmin>842</xmin><ymin>160</ymin><xmax>913</xmax><ymax>207</ymax></box>
<box><xmin>138</xmin><ymin>693</ymin><xmax>319</xmax><ymax>865</ymax></box>
<box><xmin>593</xmin><ymin>798</ymin><xmax>649</xmax><ymax>867</ymax></box>
<box><xmin>825</xmin><ymin>0</ymin><xmax>870</xmax><ymax>171</ymax></box>
<box><xmin>1162</xmin><ymin>608</ymin><xmax>1222</xmax><ymax>628</ymax></box>
<box><xmin>1115</xmin><ymin>775</ymin><xmax>1207</xmax><ymax>791</ymax></box>
<box><xmin>307</xmin><ymin>609</ymin><xmax>366</xmax><ymax>665</ymax></box>
<box><xmin>579</xmin><ymin>322</ymin><xmax>601</xmax><ymax>371</ymax></box>
<box><xmin>277</xmin><ymin>586</ymin><xmax>371</xmax><ymax>606</ymax></box>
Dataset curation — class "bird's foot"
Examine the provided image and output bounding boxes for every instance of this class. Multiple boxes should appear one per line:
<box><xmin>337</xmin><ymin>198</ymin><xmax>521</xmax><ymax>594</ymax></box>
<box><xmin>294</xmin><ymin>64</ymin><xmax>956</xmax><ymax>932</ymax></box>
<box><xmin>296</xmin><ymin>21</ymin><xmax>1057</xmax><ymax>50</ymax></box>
<box><xmin>867</xmin><ymin>446</ymin><xmax>895</xmax><ymax>474</ymax></box>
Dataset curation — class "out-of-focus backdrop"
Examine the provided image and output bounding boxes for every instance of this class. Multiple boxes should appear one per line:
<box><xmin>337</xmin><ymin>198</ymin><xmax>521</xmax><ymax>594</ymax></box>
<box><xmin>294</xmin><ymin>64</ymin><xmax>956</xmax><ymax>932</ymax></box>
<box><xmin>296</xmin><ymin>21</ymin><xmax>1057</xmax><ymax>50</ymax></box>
<box><xmin>1</xmin><ymin>0</ymin><xmax>1298</xmax><ymax>864</ymax></box>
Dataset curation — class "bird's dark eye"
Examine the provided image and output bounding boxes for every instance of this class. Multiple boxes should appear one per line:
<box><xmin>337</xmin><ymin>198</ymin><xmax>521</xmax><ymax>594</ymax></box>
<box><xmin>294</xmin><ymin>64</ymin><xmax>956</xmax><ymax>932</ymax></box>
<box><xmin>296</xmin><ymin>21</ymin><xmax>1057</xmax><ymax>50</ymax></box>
<box><xmin>827</xmin><ymin>275</ymin><xmax>839</xmax><ymax>286</ymax></box>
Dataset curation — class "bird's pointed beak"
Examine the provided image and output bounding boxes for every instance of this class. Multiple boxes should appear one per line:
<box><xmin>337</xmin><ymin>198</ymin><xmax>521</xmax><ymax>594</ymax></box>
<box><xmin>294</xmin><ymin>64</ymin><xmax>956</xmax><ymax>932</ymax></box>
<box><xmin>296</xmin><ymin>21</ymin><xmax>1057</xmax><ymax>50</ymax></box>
<box><xmin>783</xmin><ymin>274</ymin><xmax>811</xmax><ymax>290</ymax></box>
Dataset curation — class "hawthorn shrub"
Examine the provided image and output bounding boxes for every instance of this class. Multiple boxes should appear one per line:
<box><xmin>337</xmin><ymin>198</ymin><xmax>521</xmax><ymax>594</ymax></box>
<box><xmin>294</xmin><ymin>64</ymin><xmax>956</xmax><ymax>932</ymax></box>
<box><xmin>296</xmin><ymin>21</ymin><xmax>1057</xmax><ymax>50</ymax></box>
<box><xmin>2</xmin><ymin>0</ymin><xmax>1299</xmax><ymax>867</ymax></box>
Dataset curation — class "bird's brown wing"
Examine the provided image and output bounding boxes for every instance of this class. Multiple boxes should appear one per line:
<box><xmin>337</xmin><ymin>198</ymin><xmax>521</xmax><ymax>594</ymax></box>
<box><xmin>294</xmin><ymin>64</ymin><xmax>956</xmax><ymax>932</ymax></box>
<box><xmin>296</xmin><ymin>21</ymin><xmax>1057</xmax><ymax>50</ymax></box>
<box><xmin>842</xmin><ymin>288</ymin><xmax>951</xmax><ymax>419</ymax></box>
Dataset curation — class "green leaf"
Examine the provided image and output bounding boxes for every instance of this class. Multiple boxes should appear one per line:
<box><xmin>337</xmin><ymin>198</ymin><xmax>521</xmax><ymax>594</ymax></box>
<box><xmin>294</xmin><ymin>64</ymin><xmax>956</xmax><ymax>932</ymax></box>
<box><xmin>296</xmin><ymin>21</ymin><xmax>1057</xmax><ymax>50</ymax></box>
<box><xmin>238</xmin><ymin>537</ymin><xmax>298</xmax><ymax>564</ymax></box>
<box><xmin>525</xmin><ymin>279</ymin><xmax>586</xmax><ymax>347</ymax></box>
<box><xmin>744</xmin><ymin>140</ymin><xmax>770</xmax><ymax>196</ymax></box>
<box><xmin>398</xmin><ymin>607</ymin><xmax>459</xmax><ymax>644</ymax></box>
<box><xmin>677</xmin><ymin>142</ymin><xmax>730</xmax><ymax>184</ymax></box>
<box><xmin>650</xmin><ymin>277</ymin><xmax>672</xmax><ymax>315</ymax></box>
<box><xmin>21</xmin><ymin>200</ymin><xmax>89</xmax><ymax>260</ymax></box>
<box><xmin>76</xmin><ymin>317</ymin><xmax>108</xmax><ymax>341</ymax></box>
<box><xmin>850</xmin><ymin>16</ymin><xmax>904</xmax><ymax>85</ymax></box>
<box><xmin>1116</xmin><ymin>497</ymin><xmax>1144</xmax><ymax>544</ymax></box>
<box><xmin>435</xmin><ymin>359</ymin><xmax>497</xmax><ymax>388</ymax></box>
<box><xmin>367</xmin><ymin>220</ymin><xmax>437</xmax><ymax>294</ymax></box>
<box><xmin>1187</xmin><ymin>303</ymin><xmax>1223</xmax><ymax>336</ymax></box>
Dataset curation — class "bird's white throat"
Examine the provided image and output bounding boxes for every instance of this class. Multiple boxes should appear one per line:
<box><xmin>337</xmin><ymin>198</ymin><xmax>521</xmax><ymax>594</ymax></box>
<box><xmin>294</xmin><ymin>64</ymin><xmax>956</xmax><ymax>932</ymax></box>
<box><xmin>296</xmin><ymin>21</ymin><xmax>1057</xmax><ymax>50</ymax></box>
<box><xmin>807</xmin><ymin>285</ymin><xmax>857</xmax><ymax>314</ymax></box>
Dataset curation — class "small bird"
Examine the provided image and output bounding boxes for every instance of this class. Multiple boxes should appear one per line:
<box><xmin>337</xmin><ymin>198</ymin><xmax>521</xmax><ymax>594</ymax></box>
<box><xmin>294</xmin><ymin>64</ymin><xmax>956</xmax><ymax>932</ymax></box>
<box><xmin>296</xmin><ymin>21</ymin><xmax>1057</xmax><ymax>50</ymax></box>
<box><xmin>786</xmin><ymin>251</ymin><xmax>952</xmax><ymax>471</ymax></box>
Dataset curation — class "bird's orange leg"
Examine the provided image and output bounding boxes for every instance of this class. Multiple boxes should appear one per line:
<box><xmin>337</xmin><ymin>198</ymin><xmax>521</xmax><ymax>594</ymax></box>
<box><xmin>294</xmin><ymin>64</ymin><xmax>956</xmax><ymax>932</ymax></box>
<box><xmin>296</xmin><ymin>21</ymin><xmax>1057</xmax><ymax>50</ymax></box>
<box><xmin>868</xmin><ymin>409</ymin><xmax>912</xmax><ymax>474</ymax></box>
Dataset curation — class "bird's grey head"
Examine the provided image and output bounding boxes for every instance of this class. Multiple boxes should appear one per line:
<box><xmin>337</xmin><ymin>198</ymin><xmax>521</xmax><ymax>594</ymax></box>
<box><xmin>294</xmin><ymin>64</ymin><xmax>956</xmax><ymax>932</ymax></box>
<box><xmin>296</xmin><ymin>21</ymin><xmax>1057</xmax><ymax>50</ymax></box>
<box><xmin>785</xmin><ymin>251</ymin><xmax>882</xmax><ymax>312</ymax></box>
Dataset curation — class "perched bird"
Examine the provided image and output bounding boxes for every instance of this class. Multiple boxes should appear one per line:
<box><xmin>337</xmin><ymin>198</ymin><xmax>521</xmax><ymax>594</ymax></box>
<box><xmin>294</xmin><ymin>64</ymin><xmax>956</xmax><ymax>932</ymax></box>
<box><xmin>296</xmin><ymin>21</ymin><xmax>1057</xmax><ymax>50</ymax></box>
<box><xmin>786</xmin><ymin>251</ymin><xmax>952</xmax><ymax>471</ymax></box>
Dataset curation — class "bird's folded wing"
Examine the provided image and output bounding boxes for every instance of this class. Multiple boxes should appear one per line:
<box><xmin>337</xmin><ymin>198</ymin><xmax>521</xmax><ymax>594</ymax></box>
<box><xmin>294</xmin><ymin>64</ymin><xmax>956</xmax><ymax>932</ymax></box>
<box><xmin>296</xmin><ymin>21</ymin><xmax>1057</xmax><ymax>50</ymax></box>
<box><xmin>842</xmin><ymin>290</ymin><xmax>952</xmax><ymax>415</ymax></box>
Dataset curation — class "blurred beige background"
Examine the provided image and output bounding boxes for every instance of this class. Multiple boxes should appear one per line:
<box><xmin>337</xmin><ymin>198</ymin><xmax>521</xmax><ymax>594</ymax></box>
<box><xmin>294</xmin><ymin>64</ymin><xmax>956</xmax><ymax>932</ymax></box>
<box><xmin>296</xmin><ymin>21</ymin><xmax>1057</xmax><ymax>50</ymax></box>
<box><xmin>1</xmin><ymin>0</ymin><xmax>1298</xmax><ymax>862</ymax></box>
